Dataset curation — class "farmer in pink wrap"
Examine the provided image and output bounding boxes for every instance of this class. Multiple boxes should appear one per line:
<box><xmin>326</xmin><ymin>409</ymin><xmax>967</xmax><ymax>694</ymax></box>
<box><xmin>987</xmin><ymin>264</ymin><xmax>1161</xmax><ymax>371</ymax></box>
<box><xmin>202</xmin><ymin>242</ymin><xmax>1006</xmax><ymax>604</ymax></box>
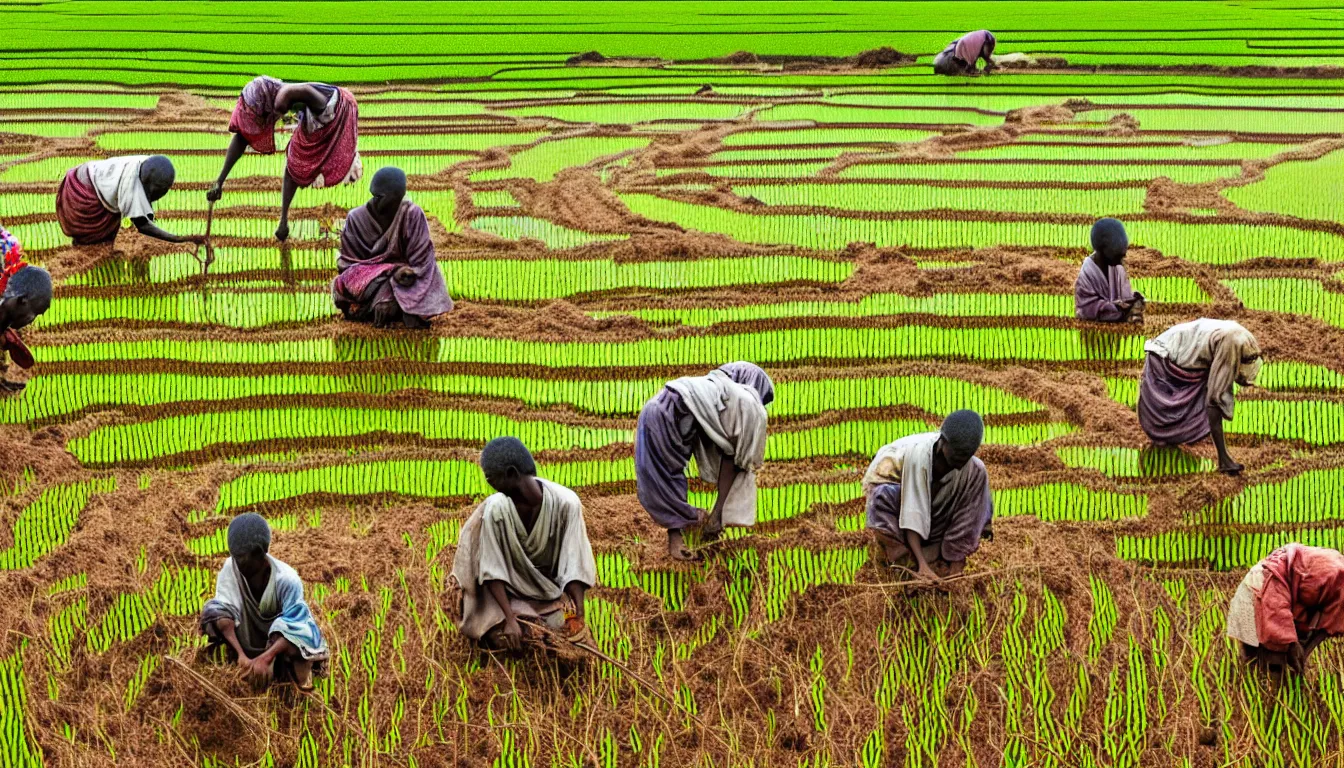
<box><xmin>1137</xmin><ymin>318</ymin><xmax>1261</xmax><ymax>476</ymax></box>
<box><xmin>1227</xmin><ymin>544</ymin><xmax>1344</xmax><ymax>674</ymax></box>
<box><xmin>55</xmin><ymin>155</ymin><xmax>203</xmax><ymax>247</ymax></box>
<box><xmin>331</xmin><ymin>167</ymin><xmax>453</xmax><ymax>329</ymax></box>
<box><xmin>209</xmin><ymin>76</ymin><xmax>363</xmax><ymax>242</ymax></box>
<box><xmin>0</xmin><ymin>227</ymin><xmax>52</xmax><ymax>394</ymax></box>
<box><xmin>1075</xmin><ymin>218</ymin><xmax>1144</xmax><ymax>323</ymax></box>
<box><xmin>933</xmin><ymin>30</ymin><xmax>997</xmax><ymax>75</ymax></box>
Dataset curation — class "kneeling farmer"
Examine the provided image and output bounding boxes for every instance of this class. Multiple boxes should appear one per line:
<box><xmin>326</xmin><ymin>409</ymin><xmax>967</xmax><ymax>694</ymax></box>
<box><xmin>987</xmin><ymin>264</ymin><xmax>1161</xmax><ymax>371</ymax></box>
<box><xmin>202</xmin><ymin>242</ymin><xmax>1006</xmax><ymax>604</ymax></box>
<box><xmin>199</xmin><ymin>513</ymin><xmax>329</xmax><ymax>690</ymax></box>
<box><xmin>1227</xmin><ymin>543</ymin><xmax>1344</xmax><ymax>673</ymax></box>
<box><xmin>449</xmin><ymin>437</ymin><xmax>597</xmax><ymax>651</ymax></box>
<box><xmin>56</xmin><ymin>155</ymin><xmax>204</xmax><ymax>246</ymax></box>
<box><xmin>933</xmin><ymin>30</ymin><xmax>996</xmax><ymax>75</ymax></box>
<box><xmin>863</xmin><ymin>410</ymin><xmax>994</xmax><ymax>581</ymax></box>
<box><xmin>0</xmin><ymin>227</ymin><xmax>53</xmax><ymax>394</ymax></box>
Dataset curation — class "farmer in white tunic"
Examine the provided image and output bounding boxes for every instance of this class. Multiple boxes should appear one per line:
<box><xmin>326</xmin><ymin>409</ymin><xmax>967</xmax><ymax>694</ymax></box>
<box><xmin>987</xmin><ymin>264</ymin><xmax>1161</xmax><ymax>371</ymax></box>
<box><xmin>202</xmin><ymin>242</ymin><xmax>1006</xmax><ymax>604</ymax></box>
<box><xmin>449</xmin><ymin>437</ymin><xmax>597</xmax><ymax>650</ymax></box>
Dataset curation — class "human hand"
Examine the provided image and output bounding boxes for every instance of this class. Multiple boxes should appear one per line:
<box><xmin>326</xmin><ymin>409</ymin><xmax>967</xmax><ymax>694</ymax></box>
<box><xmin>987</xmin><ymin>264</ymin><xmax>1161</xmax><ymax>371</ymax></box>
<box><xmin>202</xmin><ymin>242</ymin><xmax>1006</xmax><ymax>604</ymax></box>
<box><xmin>206</xmin><ymin>182</ymin><xmax>223</xmax><ymax>202</ymax></box>
<box><xmin>1288</xmin><ymin>642</ymin><xmax>1306</xmax><ymax>674</ymax></box>
<box><xmin>914</xmin><ymin>562</ymin><xmax>940</xmax><ymax>582</ymax></box>
<box><xmin>499</xmin><ymin>616</ymin><xmax>524</xmax><ymax>651</ymax></box>
<box><xmin>393</xmin><ymin>266</ymin><xmax>417</xmax><ymax>287</ymax></box>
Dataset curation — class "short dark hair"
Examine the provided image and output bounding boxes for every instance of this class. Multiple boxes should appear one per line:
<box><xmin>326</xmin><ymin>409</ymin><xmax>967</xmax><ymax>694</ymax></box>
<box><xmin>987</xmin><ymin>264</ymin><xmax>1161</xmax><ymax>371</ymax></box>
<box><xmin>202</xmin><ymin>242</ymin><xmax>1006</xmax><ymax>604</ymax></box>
<box><xmin>479</xmin><ymin>436</ymin><xmax>536</xmax><ymax>476</ymax></box>
<box><xmin>4</xmin><ymin>266</ymin><xmax>52</xmax><ymax>313</ymax></box>
<box><xmin>226</xmin><ymin>512</ymin><xmax>271</xmax><ymax>558</ymax></box>
<box><xmin>140</xmin><ymin>155</ymin><xmax>176</xmax><ymax>188</ymax></box>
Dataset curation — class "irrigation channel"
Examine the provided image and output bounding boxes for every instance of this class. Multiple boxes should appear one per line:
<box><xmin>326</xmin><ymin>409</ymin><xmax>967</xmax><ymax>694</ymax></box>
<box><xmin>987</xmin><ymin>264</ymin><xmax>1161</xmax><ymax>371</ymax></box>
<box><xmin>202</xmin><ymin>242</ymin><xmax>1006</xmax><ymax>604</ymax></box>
<box><xmin>2</xmin><ymin>58</ymin><xmax>1344</xmax><ymax>768</ymax></box>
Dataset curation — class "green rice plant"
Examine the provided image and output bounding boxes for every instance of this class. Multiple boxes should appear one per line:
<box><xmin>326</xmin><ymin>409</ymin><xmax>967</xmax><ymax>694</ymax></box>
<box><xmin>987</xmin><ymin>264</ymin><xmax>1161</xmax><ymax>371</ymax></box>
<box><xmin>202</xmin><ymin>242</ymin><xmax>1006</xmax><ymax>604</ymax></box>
<box><xmin>33</xmin><ymin>290</ymin><xmax>337</xmax><ymax>330</ymax></box>
<box><xmin>1224</xmin><ymin>278</ymin><xmax>1344</xmax><ymax>328</ymax></box>
<box><xmin>594</xmin><ymin>291</ymin><xmax>1074</xmax><ymax>325</ymax></box>
<box><xmin>1128</xmin><ymin>277</ymin><xmax>1209</xmax><ymax>304</ymax></box>
<box><xmin>655</xmin><ymin>162</ymin><xmax>831</xmax><ymax>179</ymax></box>
<box><xmin>67</xmin><ymin>407</ymin><xmax>632</xmax><ymax>466</ymax></box>
<box><xmin>692</xmin><ymin>482</ymin><xmax>862</xmax><ymax>525</ymax></box>
<box><xmin>1087</xmin><ymin>574</ymin><xmax>1118</xmax><ymax>663</ymax></box>
<box><xmin>501</xmin><ymin>102</ymin><xmax>746</xmax><ymax>124</ymax></box>
<box><xmin>0</xmin><ymin>121</ymin><xmax>108</xmax><ymax>137</ymax></box>
<box><xmin>809</xmin><ymin>645</ymin><xmax>828</xmax><ymax>732</ymax></box>
<box><xmin>1104</xmin><ymin>376</ymin><xmax>1139</xmax><ymax>408</ymax></box>
<box><xmin>1228</xmin><ymin>399</ymin><xmax>1344</xmax><ymax>444</ymax></box>
<box><xmin>468</xmin><ymin>216</ymin><xmax>625</xmax><ymax>249</ymax></box>
<box><xmin>722</xmin><ymin>548</ymin><xmax>758</xmax><ymax>628</ymax></box>
<box><xmin>4</xmin><ymin>220</ymin><xmax>70</xmax><ymax>252</ymax></box>
<box><xmin>0</xmin><ymin>192</ymin><xmax>58</xmax><ymax>218</ymax></box>
<box><xmin>764</xmin><ymin>419</ymin><xmax>1076</xmax><ymax>461</ymax></box>
<box><xmin>0</xmin><ymin>478</ymin><xmax>117</xmax><ymax>569</ymax></box>
<box><xmin>764</xmin><ymin>547</ymin><xmax>867</xmax><ymax>622</ymax></box>
<box><xmin>756</xmin><ymin>104</ymin><xmax>1004</xmax><ymax>126</ymax></box>
<box><xmin>674</xmin><ymin>614</ymin><xmax>720</xmax><ymax>661</ymax></box>
<box><xmin>1199</xmin><ymin>467</ymin><xmax>1344</xmax><ymax>526</ymax></box>
<box><xmin>95</xmin><ymin>130</ymin><xmax>239</xmax><ymax>151</ymax></box>
<box><xmin>722</xmin><ymin>127</ymin><xmax>934</xmax><ymax>146</ymax></box>
<box><xmin>474</xmin><ymin>136</ymin><xmax>648</xmax><ymax>182</ymax></box>
<box><xmin>46</xmin><ymin>572</ymin><xmax>86</xmax><ymax>597</ymax></box>
<box><xmin>357</xmin><ymin>131</ymin><xmax>549</xmax><ymax>153</ymax></box>
<box><xmin>1255</xmin><ymin>362</ymin><xmax>1344</xmax><ymax>391</ymax></box>
<box><xmin>1056</xmin><ymin>446</ymin><xmax>1214</xmax><ymax>479</ymax></box>
<box><xmin>994</xmin><ymin>483</ymin><xmax>1146</xmax><ymax>522</ymax></box>
<box><xmin>471</xmin><ymin>189</ymin><xmax>518</xmax><ymax>208</ymax></box>
<box><xmin>0</xmin><ymin>644</ymin><xmax>42</xmax><ymax>768</ymax></box>
<box><xmin>122</xmin><ymin>654</ymin><xmax>160</xmax><ymax>711</ymax></box>
<box><xmin>836</xmin><ymin>162</ymin><xmax>1240</xmax><ymax>185</ymax></box>
<box><xmin>186</xmin><ymin>514</ymin><xmax>297</xmax><ymax>556</ymax></box>
<box><xmin>730</xmin><ymin>183</ymin><xmax>1147</xmax><ymax>216</ymax></box>
<box><xmin>1092</xmin><ymin>108</ymin><xmax>1344</xmax><ymax>135</ymax></box>
<box><xmin>959</xmin><ymin>142</ymin><xmax>1294</xmax><ymax>162</ymax></box>
<box><xmin>1117</xmin><ymin>527</ymin><xmax>1344</xmax><ymax>570</ymax></box>
<box><xmin>1225</xmin><ymin>149</ymin><xmax>1344</xmax><ymax>224</ymax></box>
<box><xmin>46</xmin><ymin>597</ymin><xmax>87</xmax><ymax>673</ymax></box>
<box><xmin>714</xmin><ymin>146</ymin><xmax>875</xmax><ymax>163</ymax></box>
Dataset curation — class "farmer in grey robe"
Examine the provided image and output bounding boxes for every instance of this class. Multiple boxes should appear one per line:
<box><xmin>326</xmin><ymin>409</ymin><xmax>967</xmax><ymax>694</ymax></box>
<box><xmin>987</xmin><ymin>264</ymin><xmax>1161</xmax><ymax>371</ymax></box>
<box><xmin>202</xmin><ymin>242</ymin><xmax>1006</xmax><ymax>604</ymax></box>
<box><xmin>862</xmin><ymin>410</ymin><xmax>994</xmax><ymax>581</ymax></box>
<box><xmin>1075</xmin><ymin>217</ymin><xmax>1144</xmax><ymax>323</ymax></box>
<box><xmin>448</xmin><ymin>437</ymin><xmax>597</xmax><ymax>650</ymax></box>
<box><xmin>199</xmin><ymin>513</ymin><xmax>329</xmax><ymax>691</ymax></box>
<box><xmin>634</xmin><ymin>362</ymin><xmax>772</xmax><ymax>561</ymax></box>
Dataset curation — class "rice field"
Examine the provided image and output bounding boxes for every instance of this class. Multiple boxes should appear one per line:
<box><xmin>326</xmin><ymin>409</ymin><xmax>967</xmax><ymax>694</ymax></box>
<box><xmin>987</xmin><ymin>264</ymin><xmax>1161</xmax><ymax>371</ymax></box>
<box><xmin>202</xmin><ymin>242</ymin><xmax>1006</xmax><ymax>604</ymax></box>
<box><xmin>2</xmin><ymin>2</ymin><xmax>1344</xmax><ymax>767</ymax></box>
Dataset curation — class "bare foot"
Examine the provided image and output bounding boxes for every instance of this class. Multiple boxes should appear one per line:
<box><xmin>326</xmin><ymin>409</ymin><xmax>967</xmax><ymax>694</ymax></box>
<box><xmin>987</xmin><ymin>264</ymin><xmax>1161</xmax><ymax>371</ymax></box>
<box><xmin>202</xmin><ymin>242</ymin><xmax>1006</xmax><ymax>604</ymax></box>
<box><xmin>293</xmin><ymin>659</ymin><xmax>314</xmax><ymax>692</ymax></box>
<box><xmin>875</xmin><ymin>532</ymin><xmax>912</xmax><ymax>568</ymax></box>
<box><xmin>275</xmin><ymin>221</ymin><xmax>290</xmax><ymax>242</ymax></box>
<box><xmin>667</xmin><ymin>529</ymin><xmax>698</xmax><ymax>561</ymax></box>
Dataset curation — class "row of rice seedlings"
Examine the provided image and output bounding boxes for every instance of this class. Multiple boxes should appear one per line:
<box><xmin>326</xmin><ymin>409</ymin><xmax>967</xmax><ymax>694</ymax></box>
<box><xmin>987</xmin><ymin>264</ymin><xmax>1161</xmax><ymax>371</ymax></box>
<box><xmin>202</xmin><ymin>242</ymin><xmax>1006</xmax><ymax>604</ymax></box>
<box><xmin>722</xmin><ymin>549</ymin><xmax>758</xmax><ymax>628</ymax></box>
<box><xmin>1116</xmin><ymin>527</ymin><xmax>1344</xmax><ymax>569</ymax></box>
<box><xmin>32</xmin><ymin>326</ymin><xmax>1147</xmax><ymax>366</ymax></box>
<box><xmin>720</xmin><ymin>127</ymin><xmax>935</xmax><ymax>145</ymax></box>
<box><xmin>34</xmin><ymin>290</ymin><xmax>337</xmax><ymax>330</ymax></box>
<box><xmin>764</xmin><ymin>547</ymin><xmax>867</xmax><ymax>622</ymax></box>
<box><xmin>691</xmin><ymin>481</ymin><xmax>863</xmax><ymax>525</ymax></box>
<box><xmin>86</xmin><ymin>566</ymin><xmax>212</xmax><ymax>653</ymax></box>
<box><xmin>469</xmin><ymin>189</ymin><xmax>517</xmax><ymax>208</ymax></box>
<box><xmin>0</xmin><ymin>645</ymin><xmax>42</xmax><ymax>767</ymax></box>
<box><xmin>0</xmin><ymin>478</ymin><xmax>117</xmax><ymax>569</ymax></box>
<box><xmin>1200</xmin><ymin>467</ymin><xmax>1344</xmax><ymax>525</ymax></box>
<box><xmin>0</xmin><ymin>92</ymin><xmax>158</xmax><ymax>109</ymax></box>
<box><xmin>755</xmin><ymin>104</ymin><xmax>1004</xmax><ymax>126</ymax></box>
<box><xmin>5</xmin><ymin>466</ymin><xmax>35</xmax><ymax>497</ymax></box>
<box><xmin>1224</xmin><ymin>148</ymin><xmax>1343</xmax><ymax>224</ymax></box>
<box><xmin>729</xmin><ymin>183</ymin><xmax>1148</xmax><ymax>216</ymax></box>
<box><xmin>1228</xmin><ymin>399</ymin><xmax>1344</xmax><ymax>445</ymax></box>
<box><xmin>1</xmin><ymin>372</ymin><xmax>1043</xmax><ymax>423</ymax></box>
<box><xmin>68</xmin><ymin>407</ymin><xmax>633</xmax><ymax>465</ymax></box>
<box><xmin>1128</xmin><ymin>276</ymin><xmax>1209</xmax><ymax>304</ymax></box>
<box><xmin>762</xmin><ymin>419</ymin><xmax>1077</xmax><ymax>461</ymax></box>
<box><xmin>472</xmin><ymin>136</ymin><xmax>649</xmax><ymax>182</ymax></box>
<box><xmin>1224</xmin><ymin>278</ymin><xmax>1343</xmax><ymax>329</ymax></box>
<box><xmin>122</xmin><ymin>654</ymin><xmax>160</xmax><ymax>711</ymax></box>
<box><xmin>356</xmin><ymin>130</ymin><xmax>550</xmax><ymax>153</ymax></box>
<box><xmin>64</xmin><ymin>246</ymin><xmax>335</xmax><ymax>287</ymax></box>
<box><xmin>1056</xmin><ymin>446</ymin><xmax>1215</xmax><ymax>479</ymax></box>
<box><xmin>995</xmin><ymin>483</ymin><xmax>1147</xmax><ymax>522</ymax></box>
<box><xmin>500</xmin><ymin>101</ymin><xmax>746</xmax><ymax>124</ymax></box>
<box><xmin>186</xmin><ymin>513</ymin><xmax>299</xmax><ymax>556</ymax></box>
<box><xmin>451</xmin><ymin>255</ymin><xmax>852</xmax><ymax>301</ymax></box>
<box><xmin>959</xmin><ymin>141</ymin><xmax>1295</xmax><ymax>162</ymax></box>
<box><xmin>46</xmin><ymin>571</ymin><xmax>86</xmax><ymax>596</ymax></box>
<box><xmin>619</xmin><ymin>193</ymin><xmax>1344</xmax><ymax>264</ymax></box>
<box><xmin>1254</xmin><ymin>362</ymin><xmax>1344</xmax><ymax>391</ymax></box>
<box><xmin>1087</xmin><ymin>574</ymin><xmax>1118</xmax><ymax>663</ymax></box>
<box><xmin>833</xmin><ymin>162</ymin><xmax>1241</xmax><ymax>185</ymax></box>
<box><xmin>467</xmin><ymin>215</ymin><xmax>626</xmax><ymax>249</ymax></box>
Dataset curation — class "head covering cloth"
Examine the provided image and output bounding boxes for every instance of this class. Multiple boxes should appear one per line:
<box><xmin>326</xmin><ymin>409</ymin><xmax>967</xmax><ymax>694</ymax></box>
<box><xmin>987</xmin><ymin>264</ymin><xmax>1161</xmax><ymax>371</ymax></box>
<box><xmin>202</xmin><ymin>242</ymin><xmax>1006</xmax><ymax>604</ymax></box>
<box><xmin>718</xmin><ymin>361</ymin><xmax>775</xmax><ymax>406</ymax></box>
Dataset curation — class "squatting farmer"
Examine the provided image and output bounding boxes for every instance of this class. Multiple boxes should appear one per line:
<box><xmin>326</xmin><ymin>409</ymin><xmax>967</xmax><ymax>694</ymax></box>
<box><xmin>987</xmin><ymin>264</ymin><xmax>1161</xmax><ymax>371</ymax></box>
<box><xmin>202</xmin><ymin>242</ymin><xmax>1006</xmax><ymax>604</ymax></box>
<box><xmin>933</xmin><ymin>30</ymin><xmax>996</xmax><ymax>75</ymax></box>
<box><xmin>55</xmin><ymin>155</ymin><xmax>205</xmax><ymax>247</ymax></box>
<box><xmin>0</xmin><ymin>226</ymin><xmax>52</xmax><ymax>394</ymax></box>
<box><xmin>863</xmin><ymin>410</ymin><xmax>995</xmax><ymax>581</ymax></box>
<box><xmin>210</xmin><ymin>76</ymin><xmax>362</xmax><ymax>241</ymax></box>
<box><xmin>1137</xmin><ymin>318</ymin><xmax>1261</xmax><ymax>476</ymax></box>
<box><xmin>1075</xmin><ymin>217</ymin><xmax>1145</xmax><ymax>323</ymax></box>
<box><xmin>1227</xmin><ymin>543</ymin><xmax>1344</xmax><ymax>674</ymax></box>
<box><xmin>331</xmin><ymin>167</ymin><xmax>453</xmax><ymax>329</ymax></box>
<box><xmin>635</xmin><ymin>362</ymin><xmax>773</xmax><ymax>561</ymax></box>
<box><xmin>447</xmin><ymin>437</ymin><xmax>597</xmax><ymax>651</ymax></box>
<box><xmin>199</xmin><ymin>513</ymin><xmax>329</xmax><ymax>691</ymax></box>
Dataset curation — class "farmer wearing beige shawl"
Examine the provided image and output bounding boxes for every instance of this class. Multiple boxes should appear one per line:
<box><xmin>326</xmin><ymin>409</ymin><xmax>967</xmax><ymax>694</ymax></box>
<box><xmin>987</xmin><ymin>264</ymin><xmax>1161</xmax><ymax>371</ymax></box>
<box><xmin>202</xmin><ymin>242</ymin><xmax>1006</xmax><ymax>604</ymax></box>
<box><xmin>448</xmin><ymin>437</ymin><xmax>597</xmax><ymax>650</ymax></box>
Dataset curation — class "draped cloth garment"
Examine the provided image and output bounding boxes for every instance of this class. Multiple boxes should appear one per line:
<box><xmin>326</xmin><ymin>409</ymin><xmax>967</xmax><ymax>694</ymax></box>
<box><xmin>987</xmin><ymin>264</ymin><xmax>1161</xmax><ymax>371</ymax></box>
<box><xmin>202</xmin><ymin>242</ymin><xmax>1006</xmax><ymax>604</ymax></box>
<box><xmin>448</xmin><ymin>479</ymin><xmax>597</xmax><ymax>642</ymax></box>
<box><xmin>229</xmin><ymin>76</ymin><xmax>285</xmax><ymax>154</ymax></box>
<box><xmin>199</xmin><ymin>555</ymin><xmax>329</xmax><ymax>664</ymax></box>
<box><xmin>1074</xmin><ymin>255</ymin><xmax>1135</xmax><ymax>322</ymax></box>
<box><xmin>286</xmin><ymin>86</ymin><xmax>361</xmax><ymax>189</ymax></box>
<box><xmin>332</xmin><ymin>200</ymin><xmax>453</xmax><ymax>320</ymax></box>
<box><xmin>1226</xmin><ymin>544</ymin><xmax>1344</xmax><ymax>652</ymax></box>
<box><xmin>0</xmin><ymin>228</ymin><xmax>34</xmax><ymax>370</ymax></box>
<box><xmin>55</xmin><ymin>166</ymin><xmax>124</xmax><ymax>245</ymax></box>
<box><xmin>1138</xmin><ymin>319</ymin><xmax>1261</xmax><ymax>445</ymax></box>
<box><xmin>862</xmin><ymin>432</ymin><xmax>994</xmax><ymax>562</ymax></box>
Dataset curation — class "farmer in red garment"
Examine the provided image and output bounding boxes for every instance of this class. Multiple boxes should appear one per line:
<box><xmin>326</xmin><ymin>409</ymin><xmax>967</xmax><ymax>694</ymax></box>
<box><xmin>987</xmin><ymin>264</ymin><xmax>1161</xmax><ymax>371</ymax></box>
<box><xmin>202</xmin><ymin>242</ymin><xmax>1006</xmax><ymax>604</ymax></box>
<box><xmin>933</xmin><ymin>30</ymin><xmax>997</xmax><ymax>75</ymax></box>
<box><xmin>208</xmin><ymin>76</ymin><xmax>362</xmax><ymax>242</ymax></box>
<box><xmin>1227</xmin><ymin>544</ymin><xmax>1344</xmax><ymax>674</ymax></box>
<box><xmin>55</xmin><ymin>155</ymin><xmax>204</xmax><ymax>246</ymax></box>
<box><xmin>0</xmin><ymin>227</ymin><xmax>53</xmax><ymax>394</ymax></box>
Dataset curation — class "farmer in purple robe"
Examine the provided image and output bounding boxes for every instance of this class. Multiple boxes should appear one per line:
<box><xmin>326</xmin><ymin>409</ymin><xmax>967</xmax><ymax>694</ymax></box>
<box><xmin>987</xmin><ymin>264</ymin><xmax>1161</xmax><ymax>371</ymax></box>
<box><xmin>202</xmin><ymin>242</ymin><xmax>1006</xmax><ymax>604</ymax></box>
<box><xmin>331</xmin><ymin>167</ymin><xmax>453</xmax><ymax>329</ymax></box>
<box><xmin>1137</xmin><ymin>318</ymin><xmax>1261</xmax><ymax>476</ymax></box>
<box><xmin>1075</xmin><ymin>218</ymin><xmax>1144</xmax><ymax>323</ymax></box>
<box><xmin>862</xmin><ymin>410</ymin><xmax>994</xmax><ymax>581</ymax></box>
<box><xmin>634</xmin><ymin>362</ymin><xmax>773</xmax><ymax>561</ymax></box>
<box><xmin>933</xmin><ymin>30</ymin><xmax>996</xmax><ymax>75</ymax></box>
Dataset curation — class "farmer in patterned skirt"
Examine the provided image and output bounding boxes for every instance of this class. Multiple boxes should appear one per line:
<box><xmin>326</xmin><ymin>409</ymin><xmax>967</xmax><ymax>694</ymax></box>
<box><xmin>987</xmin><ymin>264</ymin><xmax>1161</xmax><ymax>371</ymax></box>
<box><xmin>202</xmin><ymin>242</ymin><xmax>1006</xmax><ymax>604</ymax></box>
<box><xmin>1137</xmin><ymin>318</ymin><xmax>1261</xmax><ymax>476</ymax></box>
<box><xmin>448</xmin><ymin>437</ymin><xmax>597</xmax><ymax>651</ymax></box>
<box><xmin>635</xmin><ymin>362</ymin><xmax>773</xmax><ymax>561</ymax></box>
<box><xmin>1227</xmin><ymin>544</ymin><xmax>1344</xmax><ymax>674</ymax></box>
<box><xmin>933</xmin><ymin>30</ymin><xmax>997</xmax><ymax>75</ymax></box>
<box><xmin>862</xmin><ymin>410</ymin><xmax>994</xmax><ymax>581</ymax></box>
<box><xmin>55</xmin><ymin>155</ymin><xmax>205</xmax><ymax>246</ymax></box>
<box><xmin>208</xmin><ymin>76</ymin><xmax>362</xmax><ymax>241</ymax></box>
<box><xmin>0</xmin><ymin>226</ymin><xmax>52</xmax><ymax>394</ymax></box>
<box><xmin>1075</xmin><ymin>218</ymin><xmax>1144</xmax><ymax>323</ymax></box>
<box><xmin>199</xmin><ymin>513</ymin><xmax>329</xmax><ymax>691</ymax></box>
<box><xmin>331</xmin><ymin>167</ymin><xmax>453</xmax><ymax>329</ymax></box>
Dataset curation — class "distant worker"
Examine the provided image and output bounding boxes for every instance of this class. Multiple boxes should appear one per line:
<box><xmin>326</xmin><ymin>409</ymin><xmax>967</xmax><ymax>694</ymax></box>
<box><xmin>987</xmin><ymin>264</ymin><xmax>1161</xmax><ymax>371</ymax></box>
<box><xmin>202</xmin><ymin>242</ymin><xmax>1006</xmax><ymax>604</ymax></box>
<box><xmin>1075</xmin><ymin>218</ymin><xmax>1144</xmax><ymax>323</ymax></box>
<box><xmin>331</xmin><ymin>167</ymin><xmax>453</xmax><ymax>329</ymax></box>
<box><xmin>863</xmin><ymin>410</ymin><xmax>994</xmax><ymax>581</ymax></box>
<box><xmin>209</xmin><ymin>76</ymin><xmax>362</xmax><ymax>241</ymax></box>
<box><xmin>56</xmin><ymin>155</ymin><xmax>205</xmax><ymax>246</ymax></box>
<box><xmin>933</xmin><ymin>30</ymin><xmax>997</xmax><ymax>75</ymax></box>
<box><xmin>1138</xmin><ymin>318</ymin><xmax>1260</xmax><ymax>476</ymax></box>
<box><xmin>635</xmin><ymin>362</ymin><xmax>772</xmax><ymax>561</ymax></box>
<box><xmin>199</xmin><ymin>513</ymin><xmax>329</xmax><ymax>691</ymax></box>
<box><xmin>0</xmin><ymin>227</ymin><xmax>52</xmax><ymax>394</ymax></box>
<box><xmin>448</xmin><ymin>437</ymin><xmax>597</xmax><ymax>651</ymax></box>
<box><xmin>1227</xmin><ymin>543</ymin><xmax>1344</xmax><ymax>674</ymax></box>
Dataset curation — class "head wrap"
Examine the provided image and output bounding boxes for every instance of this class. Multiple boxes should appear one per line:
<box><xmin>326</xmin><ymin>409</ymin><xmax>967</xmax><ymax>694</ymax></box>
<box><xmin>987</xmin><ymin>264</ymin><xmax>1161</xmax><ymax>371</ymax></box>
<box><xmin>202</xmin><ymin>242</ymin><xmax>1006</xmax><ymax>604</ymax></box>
<box><xmin>231</xmin><ymin>76</ymin><xmax>285</xmax><ymax>154</ymax></box>
<box><xmin>0</xmin><ymin>226</ymin><xmax>26</xmax><ymax>296</ymax></box>
<box><xmin>370</xmin><ymin>166</ymin><xmax>407</xmax><ymax>198</ymax></box>
<box><xmin>1090</xmin><ymin>218</ymin><xmax>1129</xmax><ymax>261</ymax></box>
<box><xmin>226</xmin><ymin>512</ymin><xmax>272</xmax><ymax>558</ymax></box>
<box><xmin>940</xmin><ymin>409</ymin><xmax>984</xmax><ymax>455</ymax></box>
<box><xmin>1230</xmin><ymin>324</ymin><xmax>1263</xmax><ymax>386</ymax></box>
<box><xmin>480</xmin><ymin>436</ymin><xmax>537</xmax><ymax>476</ymax></box>
<box><xmin>719</xmin><ymin>361</ymin><xmax>775</xmax><ymax>406</ymax></box>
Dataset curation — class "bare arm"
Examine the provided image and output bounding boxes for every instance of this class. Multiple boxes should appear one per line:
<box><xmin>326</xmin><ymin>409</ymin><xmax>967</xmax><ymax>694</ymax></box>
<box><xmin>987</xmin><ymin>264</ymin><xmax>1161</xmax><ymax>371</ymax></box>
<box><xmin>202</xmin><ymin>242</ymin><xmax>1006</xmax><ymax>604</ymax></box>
<box><xmin>904</xmin><ymin>528</ymin><xmax>938</xmax><ymax>580</ymax></box>
<box><xmin>131</xmin><ymin>217</ymin><xmax>203</xmax><ymax>245</ymax></box>
<box><xmin>275</xmin><ymin>83</ymin><xmax>329</xmax><ymax>114</ymax></box>
<box><xmin>214</xmin><ymin>617</ymin><xmax>251</xmax><ymax>662</ymax></box>
<box><xmin>485</xmin><ymin>579</ymin><xmax>523</xmax><ymax>649</ymax></box>
<box><xmin>563</xmin><ymin>581</ymin><xmax>587</xmax><ymax>619</ymax></box>
<box><xmin>208</xmin><ymin>133</ymin><xmax>249</xmax><ymax>200</ymax></box>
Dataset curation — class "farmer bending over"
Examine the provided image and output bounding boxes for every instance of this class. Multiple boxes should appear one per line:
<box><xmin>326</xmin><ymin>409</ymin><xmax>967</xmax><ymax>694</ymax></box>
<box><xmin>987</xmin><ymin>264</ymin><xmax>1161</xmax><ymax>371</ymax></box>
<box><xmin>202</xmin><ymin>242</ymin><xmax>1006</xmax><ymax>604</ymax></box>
<box><xmin>56</xmin><ymin>155</ymin><xmax>205</xmax><ymax>246</ymax></box>
<box><xmin>448</xmin><ymin>437</ymin><xmax>597</xmax><ymax>651</ymax></box>
<box><xmin>1227</xmin><ymin>544</ymin><xmax>1344</xmax><ymax>674</ymax></box>
<box><xmin>1075</xmin><ymin>217</ymin><xmax>1144</xmax><ymax>323</ymax></box>
<box><xmin>331</xmin><ymin>167</ymin><xmax>453</xmax><ymax>329</ymax></box>
<box><xmin>0</xmin><ymin>227</ymin><xmax>52</xmax><ymax>394</ymax></box>
<box><xmin>209</xmin><ymin>76</ymin><xmax>362</xmax><ymax>241</ymax></box>
<box><xmin>933</xmin><ymin>30</ymin><xmax>996</xmax><ymax>75</ymax></box>
<box><xmin>863</xmin><ymin>410</ymin><xmax>994</xmax><ymax>581</ymax></box>
<box><xmin>199</xmin><ymin>513</ymin><xmax>329</xmax><ymax>691</ymax></box>
<box><xmin>635</xmin><ymin>362</ymin><xmax>772</xmax><ymax>561</ymax></box>
<box><xmin>1137</xmin><ymin>318</ymin><xmax>1260</xmax><ymax>475</ymax></box>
